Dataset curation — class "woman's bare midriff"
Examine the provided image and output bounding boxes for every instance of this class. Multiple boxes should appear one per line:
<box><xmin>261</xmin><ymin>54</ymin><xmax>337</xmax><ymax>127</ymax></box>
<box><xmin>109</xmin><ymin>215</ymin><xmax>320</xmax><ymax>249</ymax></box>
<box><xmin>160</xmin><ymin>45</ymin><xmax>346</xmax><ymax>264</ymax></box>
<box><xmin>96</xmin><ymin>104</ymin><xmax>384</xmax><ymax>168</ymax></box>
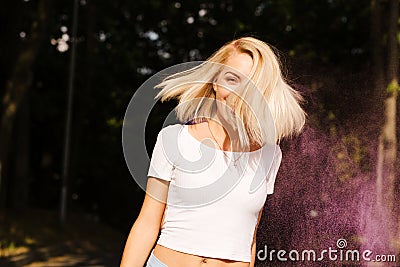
<box><xmin>153</xmin><ymin>244</ymin><xmax>250</xmax><ymax>267</ymax></box>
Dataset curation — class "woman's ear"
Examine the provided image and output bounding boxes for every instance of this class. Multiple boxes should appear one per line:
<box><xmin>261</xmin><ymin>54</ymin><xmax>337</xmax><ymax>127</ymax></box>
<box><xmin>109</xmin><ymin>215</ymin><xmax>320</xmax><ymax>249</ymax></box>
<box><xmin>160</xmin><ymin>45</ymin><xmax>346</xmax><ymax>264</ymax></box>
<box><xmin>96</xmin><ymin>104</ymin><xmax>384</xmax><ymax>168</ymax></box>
<box><xmin>212</xmin><ymin>76</ymin><xmax>218</xmax><ymax>92</ymax></box>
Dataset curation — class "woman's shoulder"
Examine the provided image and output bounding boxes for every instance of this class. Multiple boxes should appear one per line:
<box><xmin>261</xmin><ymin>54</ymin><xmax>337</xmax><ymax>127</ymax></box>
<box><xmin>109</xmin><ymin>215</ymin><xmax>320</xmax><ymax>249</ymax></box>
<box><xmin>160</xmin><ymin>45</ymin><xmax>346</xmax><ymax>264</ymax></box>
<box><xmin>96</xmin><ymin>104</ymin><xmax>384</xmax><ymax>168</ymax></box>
<box><xmin>186</xmin><ymin>120</ymin><xmax>207</xmax><ymax>131</ymax></box>
<box><xmin>266</xmin><ymin>143</ymin><xmax>281</xmax><ymax>160</ymax></box>
<box><xmin>275</xmin><ymin>143</ymin><xmax>282</xmax><ymax>154</ymax></box>
<box><xmin>158</xmin><ymin>123</ymin><xmax>184</xmax><ymax>135</ymax></box>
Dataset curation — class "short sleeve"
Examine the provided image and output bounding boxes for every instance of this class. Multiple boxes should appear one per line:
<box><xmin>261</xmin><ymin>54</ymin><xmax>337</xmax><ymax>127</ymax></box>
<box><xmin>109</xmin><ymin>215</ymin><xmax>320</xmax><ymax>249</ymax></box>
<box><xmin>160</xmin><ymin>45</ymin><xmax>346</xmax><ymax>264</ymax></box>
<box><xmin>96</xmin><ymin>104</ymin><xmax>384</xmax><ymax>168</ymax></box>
<box><xmin>266</xmin><ymin>146</ymin><xmax>282</xmax><ymax>195</ymax></box>
<box><xmin>147</xmin><ymin>128</ymin><xmax>175</xmax><ymax>182</ymax></box>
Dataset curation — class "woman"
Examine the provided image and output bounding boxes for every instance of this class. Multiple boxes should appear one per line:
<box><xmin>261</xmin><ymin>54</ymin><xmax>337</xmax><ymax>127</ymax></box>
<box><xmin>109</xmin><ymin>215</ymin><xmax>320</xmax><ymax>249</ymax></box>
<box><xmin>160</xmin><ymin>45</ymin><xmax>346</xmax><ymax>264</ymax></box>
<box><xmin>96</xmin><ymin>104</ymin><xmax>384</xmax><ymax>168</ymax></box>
<box><xmin>120</xmin><ymin>37</ymin><xmax>306</xmax><ymax>267</ymax></box>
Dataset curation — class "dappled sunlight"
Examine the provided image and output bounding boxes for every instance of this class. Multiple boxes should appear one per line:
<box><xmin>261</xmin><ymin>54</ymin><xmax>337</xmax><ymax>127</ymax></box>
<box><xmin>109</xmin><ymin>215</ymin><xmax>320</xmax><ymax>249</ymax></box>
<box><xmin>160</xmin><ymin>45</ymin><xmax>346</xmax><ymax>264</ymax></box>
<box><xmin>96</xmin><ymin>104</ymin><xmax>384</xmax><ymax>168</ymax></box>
<box><xmin>0</xmin><ymin>209</ymin><xmax>124</xmax><ymax>267</ymax></box>
<box><xmin>24</xmin><ymin>257</ymin><xmax>106</xmax><ymax>267</ymax></box>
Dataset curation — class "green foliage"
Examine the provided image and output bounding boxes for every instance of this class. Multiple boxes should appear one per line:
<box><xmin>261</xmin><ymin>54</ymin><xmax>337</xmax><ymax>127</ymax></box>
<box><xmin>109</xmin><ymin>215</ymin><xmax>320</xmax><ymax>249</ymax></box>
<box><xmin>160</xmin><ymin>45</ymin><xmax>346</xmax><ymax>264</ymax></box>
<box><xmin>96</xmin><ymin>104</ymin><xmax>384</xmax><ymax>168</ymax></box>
<box><xmin>387</xmin><ymin>79</ymin><xmax>400</xmax><ymax>93</ymax></box>
<box><xmin>342</xmin><ymin>133</ymin><xmax>371</xmax><ymax>172</ymax></box>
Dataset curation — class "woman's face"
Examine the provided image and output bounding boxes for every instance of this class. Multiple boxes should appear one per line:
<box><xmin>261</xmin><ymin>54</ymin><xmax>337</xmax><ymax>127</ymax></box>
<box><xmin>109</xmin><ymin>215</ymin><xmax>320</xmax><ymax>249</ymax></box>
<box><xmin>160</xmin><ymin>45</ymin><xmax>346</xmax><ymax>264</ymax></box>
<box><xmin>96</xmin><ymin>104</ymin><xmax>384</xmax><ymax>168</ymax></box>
<box><xmin>214</xmin><ymin>52</ymin><xmax>253</xmax><ymax>100</ymax></box>
<box><xmin>213</xmin><ymin>52</ymin><xmax>253</xmax><ymax>123</ymax></box>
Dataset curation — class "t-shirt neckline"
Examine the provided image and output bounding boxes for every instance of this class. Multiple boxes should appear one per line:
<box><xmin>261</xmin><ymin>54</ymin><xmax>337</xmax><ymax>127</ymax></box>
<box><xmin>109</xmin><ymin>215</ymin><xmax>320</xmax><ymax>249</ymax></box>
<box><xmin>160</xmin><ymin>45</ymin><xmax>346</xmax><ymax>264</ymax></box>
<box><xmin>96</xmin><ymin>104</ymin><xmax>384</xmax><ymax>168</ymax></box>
<box><xmin>182</xmin><ymin>124</ymin><xmax>265</xmax><ymax>154</ymax></box>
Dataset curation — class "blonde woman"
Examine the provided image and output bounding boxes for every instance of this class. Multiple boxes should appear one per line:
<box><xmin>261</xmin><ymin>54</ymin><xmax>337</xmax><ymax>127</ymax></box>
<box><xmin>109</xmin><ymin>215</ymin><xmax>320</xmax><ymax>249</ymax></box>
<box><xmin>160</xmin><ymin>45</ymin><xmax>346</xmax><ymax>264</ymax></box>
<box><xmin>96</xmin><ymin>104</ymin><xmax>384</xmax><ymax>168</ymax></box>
<box><xmin>120</xmin><ymin>37</ymin><xmax>306</xmax><ymax>267</ymax></box>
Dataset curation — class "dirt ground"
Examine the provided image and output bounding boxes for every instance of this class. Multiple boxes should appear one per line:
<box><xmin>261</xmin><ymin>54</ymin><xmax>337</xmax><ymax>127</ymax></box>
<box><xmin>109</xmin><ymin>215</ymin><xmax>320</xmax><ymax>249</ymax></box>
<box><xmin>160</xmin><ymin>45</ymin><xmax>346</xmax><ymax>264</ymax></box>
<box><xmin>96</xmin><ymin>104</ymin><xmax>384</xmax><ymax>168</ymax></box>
<box><xmin>0</xmin><ymin>208</ymin><xmax>127</xmax><ymax>267</ymax></box>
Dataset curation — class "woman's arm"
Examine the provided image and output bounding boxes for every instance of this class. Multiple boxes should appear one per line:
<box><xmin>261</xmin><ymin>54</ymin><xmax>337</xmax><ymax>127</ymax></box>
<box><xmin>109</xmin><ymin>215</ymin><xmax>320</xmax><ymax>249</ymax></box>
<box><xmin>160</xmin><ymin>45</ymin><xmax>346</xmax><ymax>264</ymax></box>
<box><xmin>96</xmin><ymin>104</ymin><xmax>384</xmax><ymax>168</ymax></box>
<box><xmin>250</xmin><ymin>208</ymin><xmax>263</xmax><ymax>267</ymax></box>
<box><xmin>120</xmin><ymin>177</ymin><xmax>170</xmax><ymax>267</ymax></box>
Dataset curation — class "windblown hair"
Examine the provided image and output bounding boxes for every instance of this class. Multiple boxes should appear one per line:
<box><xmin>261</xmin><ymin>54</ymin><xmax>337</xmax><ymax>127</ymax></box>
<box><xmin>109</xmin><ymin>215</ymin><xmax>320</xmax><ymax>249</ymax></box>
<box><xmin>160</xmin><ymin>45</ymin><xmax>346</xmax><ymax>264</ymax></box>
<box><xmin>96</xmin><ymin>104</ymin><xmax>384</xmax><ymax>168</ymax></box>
<box><xmin>154</xmin><ymin>37</ymin><xmax>306</xmax><ymax>147</ymax></box>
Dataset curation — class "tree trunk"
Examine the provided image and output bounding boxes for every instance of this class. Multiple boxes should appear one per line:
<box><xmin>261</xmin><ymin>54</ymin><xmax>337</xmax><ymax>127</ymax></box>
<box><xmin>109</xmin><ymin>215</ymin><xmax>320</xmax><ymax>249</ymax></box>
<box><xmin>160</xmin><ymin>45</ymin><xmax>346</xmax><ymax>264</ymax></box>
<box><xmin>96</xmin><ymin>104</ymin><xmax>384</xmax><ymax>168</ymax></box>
<box><xmin>376</xmin><ymin>0</ymin><xmax>398</xmax><ymax>210</ymax></box>
<box><xmin>68</xmin><ymin>2</ymin><xmax>97</xmax><ymax>211</ymax></box>
<box><xmin>10</xmin><ymin>92</ymin><xmax>31</xmax><ymax>209</ymax></box>
<box><xmin>0</xmin><ymin>0</ymin><xmax>50</xmax><ymax>209</ymax></box>
<box><xmin>363</xmin><ymin>1</ymin><xmax>399</xmax><ymax>261</ymax></box>
<box><xmin>371</xmin><ymin>0</ymin><xmax>386</xmax><ymax>208</ymax></box>
<box><xmin>385</xmin><ymin>0</ymin><xmax>399</xmax><ymax>238</ymax></box>
<box><xmin>374</xmin><ymin>1</ymin><xmax>399</xmax><ymax>257</ymax></box>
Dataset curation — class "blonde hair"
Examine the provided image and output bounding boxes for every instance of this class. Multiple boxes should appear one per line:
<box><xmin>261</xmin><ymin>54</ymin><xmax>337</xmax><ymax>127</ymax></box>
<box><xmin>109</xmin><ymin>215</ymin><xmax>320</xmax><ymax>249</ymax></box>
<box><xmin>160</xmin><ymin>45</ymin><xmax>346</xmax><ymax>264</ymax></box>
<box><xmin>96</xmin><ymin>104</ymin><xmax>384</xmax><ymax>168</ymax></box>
<box><xmin>155</xmin><ymin>37</ymin><xmax>306</xmax><ymax>147</ymax></box>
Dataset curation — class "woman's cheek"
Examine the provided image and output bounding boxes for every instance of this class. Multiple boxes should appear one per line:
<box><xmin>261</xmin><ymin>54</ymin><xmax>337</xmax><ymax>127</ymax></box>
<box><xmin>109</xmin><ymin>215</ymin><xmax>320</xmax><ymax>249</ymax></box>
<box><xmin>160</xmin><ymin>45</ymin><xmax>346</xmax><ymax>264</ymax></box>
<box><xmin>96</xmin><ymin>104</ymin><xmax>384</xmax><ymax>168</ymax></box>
<box><xmin>216</xmin><ymin>85</ymin><xmax>233</xmax><ymax>99</ymax></box>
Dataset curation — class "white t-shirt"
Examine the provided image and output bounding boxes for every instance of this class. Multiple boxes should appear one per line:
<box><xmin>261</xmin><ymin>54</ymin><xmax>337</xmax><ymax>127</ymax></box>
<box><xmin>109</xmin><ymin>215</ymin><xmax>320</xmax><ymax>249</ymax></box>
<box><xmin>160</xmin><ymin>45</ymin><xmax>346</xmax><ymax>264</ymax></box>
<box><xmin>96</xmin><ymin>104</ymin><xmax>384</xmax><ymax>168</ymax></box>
<box><xmin>147</xmin><ymin>123</ymin><xmax>282</xmax><ymax>262</ymax></box>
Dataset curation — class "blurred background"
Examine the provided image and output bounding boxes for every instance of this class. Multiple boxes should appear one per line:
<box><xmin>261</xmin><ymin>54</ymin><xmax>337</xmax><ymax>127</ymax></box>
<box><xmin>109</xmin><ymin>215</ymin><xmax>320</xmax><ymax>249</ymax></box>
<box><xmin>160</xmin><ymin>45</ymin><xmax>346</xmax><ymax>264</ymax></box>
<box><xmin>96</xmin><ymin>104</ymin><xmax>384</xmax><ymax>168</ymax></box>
<box><xmin>0</xmin><ymin>0</ymin><xmax>399</xmax><ymax>266</ymax></box>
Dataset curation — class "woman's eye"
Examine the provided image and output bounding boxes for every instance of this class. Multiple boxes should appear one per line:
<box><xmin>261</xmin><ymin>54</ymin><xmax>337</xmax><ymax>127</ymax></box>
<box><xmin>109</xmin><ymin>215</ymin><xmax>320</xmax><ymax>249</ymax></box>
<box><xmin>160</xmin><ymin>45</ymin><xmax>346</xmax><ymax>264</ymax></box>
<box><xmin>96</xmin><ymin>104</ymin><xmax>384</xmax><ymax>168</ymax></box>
<box><xmin>225</xmin><ymin>76</ymin><xmax>239</xmax><ymax>84</ymax></box>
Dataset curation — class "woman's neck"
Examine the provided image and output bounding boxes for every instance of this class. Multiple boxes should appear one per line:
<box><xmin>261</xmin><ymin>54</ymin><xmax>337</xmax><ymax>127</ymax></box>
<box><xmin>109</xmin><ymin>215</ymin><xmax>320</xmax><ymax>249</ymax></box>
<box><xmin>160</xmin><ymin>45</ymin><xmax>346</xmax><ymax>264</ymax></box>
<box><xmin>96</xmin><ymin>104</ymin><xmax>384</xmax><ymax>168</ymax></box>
<box><xmin>207</xmin><ymin>111</ymin><xmax>261</xmax><ymax>152</ymax></box>
<box><xmin>208</xmin><ymin>113</ymin><xmax>241</xmax><ymax>151</ymax></box>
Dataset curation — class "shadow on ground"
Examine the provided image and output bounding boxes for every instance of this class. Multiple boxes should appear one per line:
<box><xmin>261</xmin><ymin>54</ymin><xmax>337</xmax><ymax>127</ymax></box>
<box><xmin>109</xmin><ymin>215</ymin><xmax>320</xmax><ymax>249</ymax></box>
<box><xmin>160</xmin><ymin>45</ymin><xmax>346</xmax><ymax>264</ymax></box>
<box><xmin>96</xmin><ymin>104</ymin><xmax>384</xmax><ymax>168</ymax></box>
<box><xmin>0</xmin><ymin>208</ymin><xmax>126</xmax><ymax>267</ymax></box>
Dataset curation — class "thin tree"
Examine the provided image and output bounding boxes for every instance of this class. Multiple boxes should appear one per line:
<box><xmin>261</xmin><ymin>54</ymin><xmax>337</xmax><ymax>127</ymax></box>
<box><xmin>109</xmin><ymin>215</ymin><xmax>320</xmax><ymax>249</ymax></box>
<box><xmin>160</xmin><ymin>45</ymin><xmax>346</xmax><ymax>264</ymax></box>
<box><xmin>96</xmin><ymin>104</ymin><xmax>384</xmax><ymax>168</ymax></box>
<box><xmin>60</xmin><ymin>0</ymin><xmax>79</xmax><ymax>224</ymax></box>
<box><xmin>375</xmin><ymin>0</ymin><xmax>398</xmax><ymax>211</ymax></box>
